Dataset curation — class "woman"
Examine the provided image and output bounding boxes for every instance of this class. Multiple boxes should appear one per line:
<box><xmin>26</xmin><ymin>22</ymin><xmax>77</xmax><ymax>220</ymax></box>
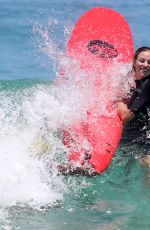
<box><xmin>118</xmin><ymin>47</ymin><xmax>150</xmax><ymax>166</ymax></box>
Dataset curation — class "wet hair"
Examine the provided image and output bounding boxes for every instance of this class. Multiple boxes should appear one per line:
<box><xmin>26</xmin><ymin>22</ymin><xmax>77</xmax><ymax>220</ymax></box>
<box><xmin>134</xmin><ymin>46</ymin><xmax>150</xmax><ymax>61</ymax></box>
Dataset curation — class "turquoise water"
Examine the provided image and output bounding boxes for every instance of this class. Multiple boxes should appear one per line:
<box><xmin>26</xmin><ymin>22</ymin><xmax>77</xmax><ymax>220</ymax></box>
<box><xmin>1</xmin><ymin>0</ymin><xmax>150</xmax><ymax>229</ymax></box>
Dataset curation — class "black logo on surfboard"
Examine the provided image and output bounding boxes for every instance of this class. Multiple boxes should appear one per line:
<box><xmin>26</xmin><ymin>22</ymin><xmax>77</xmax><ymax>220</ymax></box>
<box><xmin>87</xmin><ymin>40</ymin><xmax>118</xmax><ymax>59</ymax></box>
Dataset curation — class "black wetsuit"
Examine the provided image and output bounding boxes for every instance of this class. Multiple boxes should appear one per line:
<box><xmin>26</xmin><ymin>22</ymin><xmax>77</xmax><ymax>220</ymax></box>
<box><xmin>120</xmin><ymin>75</ymin><xmax>150</xmax><ymax>157</ymax></box>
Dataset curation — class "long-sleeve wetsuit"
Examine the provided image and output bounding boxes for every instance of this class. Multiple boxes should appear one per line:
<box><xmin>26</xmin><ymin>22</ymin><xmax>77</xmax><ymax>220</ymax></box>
<box><xmin>120</xmin><ymin>75</ymin><xmax>150</xmax><ymax>156</ymax></box>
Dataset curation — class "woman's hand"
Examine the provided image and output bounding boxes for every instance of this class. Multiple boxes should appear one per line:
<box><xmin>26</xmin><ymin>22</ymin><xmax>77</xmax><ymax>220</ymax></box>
<box><xmin>117</xmin><ymin>101</ymin><xmax>135</xmax><ymax>124</ymax></box>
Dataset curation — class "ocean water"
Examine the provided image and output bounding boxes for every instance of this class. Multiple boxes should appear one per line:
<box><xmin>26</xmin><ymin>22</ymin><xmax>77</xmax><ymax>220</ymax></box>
<box><xmin>0</xmin><ymin>0</ymin><xmax>150</xmax><ymax>229</ymax></box>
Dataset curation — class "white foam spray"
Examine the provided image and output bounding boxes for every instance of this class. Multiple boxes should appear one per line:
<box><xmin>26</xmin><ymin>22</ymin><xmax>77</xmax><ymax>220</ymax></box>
<box><xmin>0</xmin><ymin>21</ymin><xmax>134</xmax><ymax>228</ymax></box>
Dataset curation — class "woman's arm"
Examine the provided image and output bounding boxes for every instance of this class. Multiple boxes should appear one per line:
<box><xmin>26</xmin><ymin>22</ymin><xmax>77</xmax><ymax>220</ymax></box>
<box><xmin>117</xmin><ymin>101</ymin><xmax>135</xmax><ymax>124</ymax></box>
<box><xmin>118</xmin><ymin>77</ymin><xmax>150</xmax><ymax>124</ymax></box>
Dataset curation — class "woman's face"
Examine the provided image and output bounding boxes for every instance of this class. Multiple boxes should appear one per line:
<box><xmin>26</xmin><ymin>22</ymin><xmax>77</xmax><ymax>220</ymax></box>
<box><xmin>134</xmin><ymin>50</ymin><xmax>150</xmax><ymax>80</ymax></box>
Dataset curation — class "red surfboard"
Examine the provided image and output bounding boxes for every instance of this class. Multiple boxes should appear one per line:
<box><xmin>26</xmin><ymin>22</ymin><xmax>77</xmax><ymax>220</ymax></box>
<box><xmin>62</xmin><ymin>7</ymin><xmax>134</xmax><ymax>174</ymax></box>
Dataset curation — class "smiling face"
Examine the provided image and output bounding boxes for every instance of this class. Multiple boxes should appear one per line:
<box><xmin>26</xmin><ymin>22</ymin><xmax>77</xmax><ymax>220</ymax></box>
<box><xmin>134</xmin><ymin>50</ymin><xmax>150</xmax><ymax>80</ymax></box>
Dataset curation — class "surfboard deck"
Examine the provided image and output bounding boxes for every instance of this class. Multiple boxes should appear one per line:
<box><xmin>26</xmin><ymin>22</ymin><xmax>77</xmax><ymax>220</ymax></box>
<box><xmin>62</xmin><ymin>7</ymin><xmax>134</xmax><ymax>174</ymax></box>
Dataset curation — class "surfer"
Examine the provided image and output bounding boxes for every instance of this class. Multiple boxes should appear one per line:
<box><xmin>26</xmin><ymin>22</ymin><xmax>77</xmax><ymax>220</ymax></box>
<box><xmin>118</xmin><ymin>47</ymin><xmax>150</xmax><ymax>166</ymax></box>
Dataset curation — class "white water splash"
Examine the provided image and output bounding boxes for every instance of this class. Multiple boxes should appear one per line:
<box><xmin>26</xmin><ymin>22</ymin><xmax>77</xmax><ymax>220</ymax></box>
<box><xmin>0</xmin><ymin>90</ymin><xmax>65</xmax><ymax>210</ymax></box>
<box><xmin>0</xmin><ymin>21</ymin><xmax>134</xmax><ymax>227</ymax></box>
